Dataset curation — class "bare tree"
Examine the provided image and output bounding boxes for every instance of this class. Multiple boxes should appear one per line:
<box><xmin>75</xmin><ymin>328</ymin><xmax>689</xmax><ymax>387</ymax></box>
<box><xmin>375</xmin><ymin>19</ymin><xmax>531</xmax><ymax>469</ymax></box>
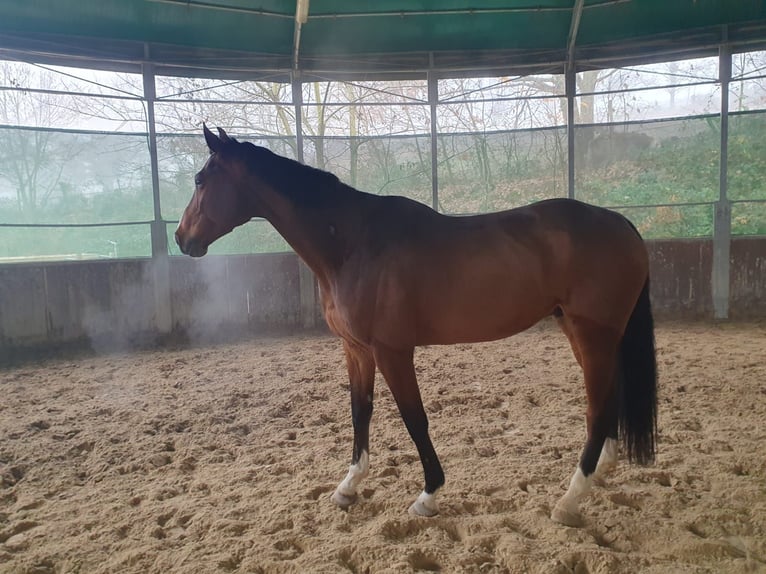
<box><xmin>0</xmin><ymin>63</ymin><xmax>84</xmax><ymax>213</ymax></box>
<box><xmin>732</xmin><ymin>51</ymin><xmax>766</xmax><ymax>112</ymax></box>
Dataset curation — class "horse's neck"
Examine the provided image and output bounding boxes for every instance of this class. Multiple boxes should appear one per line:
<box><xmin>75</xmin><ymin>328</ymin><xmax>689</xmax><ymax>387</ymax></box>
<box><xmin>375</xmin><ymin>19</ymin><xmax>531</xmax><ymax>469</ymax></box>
<box><xmin>254</xmin><ymin>178</ymin><xmax>361</xmax><ymax>283</ymax></box>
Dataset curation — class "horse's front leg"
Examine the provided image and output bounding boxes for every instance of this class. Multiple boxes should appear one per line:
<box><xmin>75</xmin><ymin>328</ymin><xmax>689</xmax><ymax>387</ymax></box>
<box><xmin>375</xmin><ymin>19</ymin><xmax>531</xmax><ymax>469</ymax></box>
<box><xmin>331</xmin><ymin>341</ymin><xmax>376</xmax><ymax>509</ymax></box>
<box><xmin>373</xmin><ymin>344</ymin><xmax>444</xmax><ymax>517</ymax></box>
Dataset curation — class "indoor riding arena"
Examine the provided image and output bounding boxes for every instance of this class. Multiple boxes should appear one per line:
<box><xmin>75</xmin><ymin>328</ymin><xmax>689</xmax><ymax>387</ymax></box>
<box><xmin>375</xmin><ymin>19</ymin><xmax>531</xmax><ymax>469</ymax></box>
<box><xmin>1</xmin><ymin>2</ymin><xmax>765</xmax><ymax>573</ymax></box>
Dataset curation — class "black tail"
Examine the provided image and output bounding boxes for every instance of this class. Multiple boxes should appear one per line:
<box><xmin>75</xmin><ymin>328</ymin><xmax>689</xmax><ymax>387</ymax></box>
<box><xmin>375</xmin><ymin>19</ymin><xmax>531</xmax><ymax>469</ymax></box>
<box><xmin>618</xmin><ymin>278</ymin><xmax>658</xmax><ymax>465</ymax></box>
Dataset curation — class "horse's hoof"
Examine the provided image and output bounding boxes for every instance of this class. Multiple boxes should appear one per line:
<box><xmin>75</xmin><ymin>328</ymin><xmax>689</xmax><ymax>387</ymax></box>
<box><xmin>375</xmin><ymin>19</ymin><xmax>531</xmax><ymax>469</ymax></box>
<box><xmin>551</xmin><ymin>504</ymin><xmax>583</xmax><ymax>527</ymax></box>
<box><xmin>408</xmin><ymin>501</ymin><xmax>438</xmax><ymax>517</ymax></box>
<box><xmin>331</xmin><ymin>489</ymin><xmax>357</xmax><ymax>509</ymax></box>
<box><xmin>408</xmin><ymin>491</ymin><xmax>439</xmax><ymax>517</ymax></box>
<box><xmin>593</xmin><ymin>475</ymin><xmax>608</xmax><ymax>488</ymax></box>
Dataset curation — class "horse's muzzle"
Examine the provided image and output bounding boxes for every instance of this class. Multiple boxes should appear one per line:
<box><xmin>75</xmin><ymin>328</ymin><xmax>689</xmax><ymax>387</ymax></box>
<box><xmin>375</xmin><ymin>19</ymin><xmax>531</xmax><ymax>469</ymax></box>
<box><xmin>175</xmin><ymin>232</ymin><xmax>208</xmax><ymax>258</ymax></box>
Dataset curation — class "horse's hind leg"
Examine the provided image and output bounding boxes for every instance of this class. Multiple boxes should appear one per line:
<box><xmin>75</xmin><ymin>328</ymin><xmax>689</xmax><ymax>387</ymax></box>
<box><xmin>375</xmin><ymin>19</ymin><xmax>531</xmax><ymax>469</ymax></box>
<box><xmin>593</xmin><ymin>438</ymin><xmax>618</xmax><ymax>486</ymax></box>
<box><xmin>373</xmin><ymin>344</ymin><xmax>444</xmax><ymax>517</ymax></box>
<box><xmin>556</xmin><ymin>315</ymin><xmax>618</xmax><ymax>482</ymax></box>
<box><xmin>552</xmin><ymin>318</ymin><xmax>620</xmax><ymax>527</ymax></box>
<box><xmin>332</xmin><ymin>341</ymin><xmax>376</xmax><ymax>509</ymax></box>
<box><xmin>594</xmin><ymin>398</ymin><xmax>619</xmax><ymax>484</ymax></box>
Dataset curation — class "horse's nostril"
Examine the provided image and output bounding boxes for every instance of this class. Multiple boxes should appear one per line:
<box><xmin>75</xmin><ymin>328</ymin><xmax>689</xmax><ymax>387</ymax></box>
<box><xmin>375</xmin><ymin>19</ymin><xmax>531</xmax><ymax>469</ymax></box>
<box><xmin>185</xmin><ymin>240</ymin><xmax>207</xmax><ymax>257</ymax></box>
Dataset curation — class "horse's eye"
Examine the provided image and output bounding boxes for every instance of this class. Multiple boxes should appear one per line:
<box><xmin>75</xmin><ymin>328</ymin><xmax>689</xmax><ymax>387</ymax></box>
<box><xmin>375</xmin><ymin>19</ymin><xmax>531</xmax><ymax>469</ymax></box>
<box><xmin>194</xmin><ymin>174</ymin><xmax>203</xmax><ymax>187</ymax></box>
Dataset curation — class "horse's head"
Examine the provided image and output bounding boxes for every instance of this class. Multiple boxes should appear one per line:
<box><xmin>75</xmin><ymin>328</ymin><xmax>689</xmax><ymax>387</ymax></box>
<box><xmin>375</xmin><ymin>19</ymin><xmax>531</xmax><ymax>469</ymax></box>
<box><xmin>175</xmin><ymin>125</ymin><xmax>255</xmax><ymax>257</ymax></box>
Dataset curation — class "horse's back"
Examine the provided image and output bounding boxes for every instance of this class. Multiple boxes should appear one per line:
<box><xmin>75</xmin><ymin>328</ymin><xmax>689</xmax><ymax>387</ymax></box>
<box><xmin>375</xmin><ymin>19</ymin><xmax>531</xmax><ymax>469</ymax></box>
<box><xmin>501</xmin><ymin>198</ymin><xmax>640</xmax><ymax>242</ymax></box>
<box><xmin>342</xmin><ymin>196</ymin><xmax>648</xmax><ymax>346</ymax></box>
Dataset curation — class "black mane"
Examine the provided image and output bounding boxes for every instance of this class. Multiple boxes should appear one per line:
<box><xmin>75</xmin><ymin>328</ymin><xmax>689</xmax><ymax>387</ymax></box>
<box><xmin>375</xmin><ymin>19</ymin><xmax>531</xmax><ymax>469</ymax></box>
<box><xmin>225</xmin><ymin>138</ymin><xmax>350</xmax><ymax>208</ymax></box>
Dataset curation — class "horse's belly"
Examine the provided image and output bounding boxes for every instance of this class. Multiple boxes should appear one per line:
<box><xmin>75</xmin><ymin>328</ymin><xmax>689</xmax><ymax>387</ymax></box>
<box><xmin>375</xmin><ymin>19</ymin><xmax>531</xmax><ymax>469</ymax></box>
<box><xmin>416</xmin><ymin>284</ymin><xmax>553</xmax><ymax>345</ymax></box>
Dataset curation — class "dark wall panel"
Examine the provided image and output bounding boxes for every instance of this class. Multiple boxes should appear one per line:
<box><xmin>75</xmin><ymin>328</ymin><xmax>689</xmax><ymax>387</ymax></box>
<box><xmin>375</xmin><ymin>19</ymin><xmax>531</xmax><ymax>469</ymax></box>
<box><xmin>646</xmin><ymin>239</ymin><xmax>713</xmax><ymax>318</ymax></box>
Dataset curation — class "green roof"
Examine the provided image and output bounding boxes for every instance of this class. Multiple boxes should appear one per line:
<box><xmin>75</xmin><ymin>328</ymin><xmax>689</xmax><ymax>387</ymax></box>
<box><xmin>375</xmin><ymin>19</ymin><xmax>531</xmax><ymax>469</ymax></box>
<box><xmin>0</xmin><ymin>0</ymin><xmax>765</xmax><ymax>78</ymax></box>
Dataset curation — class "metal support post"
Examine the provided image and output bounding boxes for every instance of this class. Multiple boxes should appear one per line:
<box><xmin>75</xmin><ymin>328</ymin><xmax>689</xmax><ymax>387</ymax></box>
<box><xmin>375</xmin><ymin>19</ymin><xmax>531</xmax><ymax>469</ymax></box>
<box><xmin>564</xmin><ymin>0</ymin><xmax>583</xmax><ymax>200</ymax></box>
<box><xmin>713</xmin><ymin>43</ymin><xmax>732</xmax><ymax>319</ymax></box>
<box><xmin>565</xmin><ymin>66</ymin><xmax>576</xmax><ymax>200</ymax></box>
<box><xmin>428</xmin><ymin>64</ymin><xmax>439</xmax><ymax>211</ymax></box>
<box><xmin>143</xmin><ymin>62</ymin><xmax>166</xmax><ymax>256</ymax></box>
<box><xmin>143</xmin><ymin>54</ymin><xmax>172</xmax><ymax>334</ymax></box>
<box><xmin>292</xmin><ymin>72</ymin><xmax>317</xmax><ymax>328</ymax></box>
<box><xmin>292</xmin><ymin>73</ymin><xmax>305</xmax><ymax>164</ymax></box>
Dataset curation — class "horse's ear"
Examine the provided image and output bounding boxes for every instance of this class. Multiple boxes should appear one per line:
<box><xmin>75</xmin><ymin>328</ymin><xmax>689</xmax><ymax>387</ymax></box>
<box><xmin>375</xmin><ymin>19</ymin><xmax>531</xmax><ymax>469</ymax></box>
<box><xmin>217</xmin><ymin>127</ymin><xmax>233</xmax><ymax>144</ymax></box>
<box><xmin>203</xmin><ymin>123</ymin><xmax>223</xmax><ymax>154</ymax></box>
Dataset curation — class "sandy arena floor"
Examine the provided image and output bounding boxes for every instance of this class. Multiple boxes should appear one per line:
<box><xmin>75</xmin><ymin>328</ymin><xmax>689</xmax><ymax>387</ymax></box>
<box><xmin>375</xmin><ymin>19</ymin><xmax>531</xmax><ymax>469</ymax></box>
<box><xmin>1</xmin><ymin>321</ymin><xmax>765</xmax><ymax>574</ymax></box>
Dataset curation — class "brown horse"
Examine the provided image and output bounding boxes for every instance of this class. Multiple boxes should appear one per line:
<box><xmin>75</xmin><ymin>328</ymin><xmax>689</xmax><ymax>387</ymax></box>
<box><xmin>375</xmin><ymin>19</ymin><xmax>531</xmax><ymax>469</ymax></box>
<box><xmin>176</xmin><ymin>125</ymin><xmax>657</xmax><ymax>527</ymax></box>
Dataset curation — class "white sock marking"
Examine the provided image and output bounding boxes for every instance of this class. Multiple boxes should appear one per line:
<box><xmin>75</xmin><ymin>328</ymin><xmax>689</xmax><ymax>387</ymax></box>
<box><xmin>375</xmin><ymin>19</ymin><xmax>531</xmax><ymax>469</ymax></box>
<box><xmin>596</xmin><ymin>437</ymin><xmax>618</xmax><ymax>478</ymax></box>
<box><xmin>336</xmin><ymin>450</ymin><xmax>369</xmax><ymax>496</ymax></box>
<box><xmin>411</xmin><ymin>490</ymin><xmax>439</xmax><ymax>516</ymax></box>
<box><xmin>558</xmin><ymin>466</ymin><xmax>593</xmax><ymax>514</ymax></box>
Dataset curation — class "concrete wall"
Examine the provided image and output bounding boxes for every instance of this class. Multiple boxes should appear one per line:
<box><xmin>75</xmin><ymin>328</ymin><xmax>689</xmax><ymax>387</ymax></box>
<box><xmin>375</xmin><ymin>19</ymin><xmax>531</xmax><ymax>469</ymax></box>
<box><xmin>0</xmin><ymin>259</ymin><xmax>157</xmax><ymax>350</ymax></box>
<box><xmin>169</xmin><ymin>254</ymin><xmax>302</xmax><ymax>335</ymax></box>
<box><xmin>646</xmin><ymin>239</ymin><xmax>712</xmax><ymax>318</ymax></box>
<box><xmin>729</xmin><ymin>237</ymin><xmax>766</xmax><ymax>318</ymax></box>
<box><xmin>646</xmin><ymin>237</ymin><xmax>766</xmax><ymax>319</ymax></box>
<box><xmin>0</xmin><ymin>237</ymin><xmax>764</xmax><ymax>353</ymax></box>
<box><xmin>0</xmin><ymin>253</ymin><xmax>302</xmax><ymax>354</ymax></box>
